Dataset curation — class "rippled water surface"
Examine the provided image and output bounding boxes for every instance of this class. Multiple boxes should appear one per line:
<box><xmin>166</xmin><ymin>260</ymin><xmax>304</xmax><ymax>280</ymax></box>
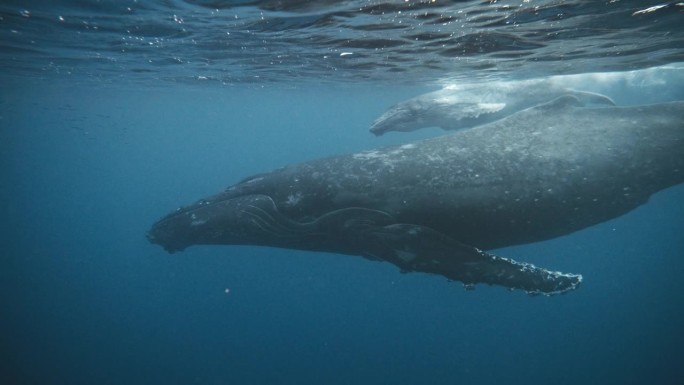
<box><xmin>2</xmin><ymin>0</ymin><xmax>683</xmax><ymax>84</ymax></box>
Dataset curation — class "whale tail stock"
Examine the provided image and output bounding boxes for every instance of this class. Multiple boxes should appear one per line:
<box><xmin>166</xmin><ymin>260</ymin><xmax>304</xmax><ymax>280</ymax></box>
<box><xmin>358</xmin><ymin>224</ymin><xmax>582</xmax><ymax>296</ymax></box>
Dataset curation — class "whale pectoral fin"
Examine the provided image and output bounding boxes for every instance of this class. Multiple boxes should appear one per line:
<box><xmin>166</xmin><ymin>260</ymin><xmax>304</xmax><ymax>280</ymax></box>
<box><xmin>361</xmin><ymin>224</ymin><xmax>582</xmax><ymax>295</ymax></box>
<box><xmin>567</xmin><ymin>90</ymin><xmax>617</xmax><ymax>106</ymax></box>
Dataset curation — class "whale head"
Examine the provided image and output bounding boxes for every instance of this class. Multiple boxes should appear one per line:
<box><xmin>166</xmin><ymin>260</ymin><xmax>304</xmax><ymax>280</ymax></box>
<box><xmin>147</xmin><ymin>194</ymin><xmax>296</xmax><ymax>253</ymax></box>
<box><xmin>369</xmin><ymin>99</ymin><xmax>433</xmax><ymax>136</ymax></box>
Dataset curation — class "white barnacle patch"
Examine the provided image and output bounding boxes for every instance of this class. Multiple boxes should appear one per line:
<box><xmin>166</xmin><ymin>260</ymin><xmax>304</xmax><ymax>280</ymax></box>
<box><xmin>388</xmin><ymin>148</ymin><xmax>408</xmax><ymax>157</ymax></box>
<box><xmin>284</xmin><ymin>191</ymin><xmax>303</xmax><ymax>207</ymax></box>
<box><xmin>395</xmin><ymin>249</ymin><xmax>417</xmax><ymax>263</ymax></box>
<box><xmin>472</xmin><ymin>102</ymin><xmax>506</xmax><ymax>117</ymax></box>
<box><xmin>426</xmin><ymin>154</ymin><xmax>443</xmax><ymax>163</ymax></box>
<box><xmin>190</xmin><ymin>213</ymin><xmax>206</xmax><ymax>226</ymax></box>
<box><xmin>353</xmin><ymin>149</ymin><xmax>401</xmax><ymax>172</ymax></box>
<box><xmin>353</xmin><ymin>150</ymin><xmax>383</xmax><ymax>160</ymax></box>
<box><xmin>244</xmin><ymin>177</ymin><xmax>264</xmax><ymax>184</ymax></box>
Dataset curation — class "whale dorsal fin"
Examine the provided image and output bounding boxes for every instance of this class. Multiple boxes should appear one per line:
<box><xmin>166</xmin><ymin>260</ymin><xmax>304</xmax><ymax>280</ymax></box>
<box><xmin>531</xmin><ymin>94</ymin><xmax>584</xmax><ymax>111</ymax></box>
<box><xmin>567</xmin><ymin>90</ymin><xmax>616</xmax><ymax>106</ymax></box>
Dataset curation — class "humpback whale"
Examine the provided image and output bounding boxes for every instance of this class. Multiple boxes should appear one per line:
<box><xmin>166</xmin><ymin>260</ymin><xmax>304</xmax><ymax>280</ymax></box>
<box><xmin>148</xmin><ymin>98</ymin><xmax>684</xmax><ymax>296</ymax></box>
<box><xmin>369</xmin><ymin>79</ymin><xmax>616</xmax><ymax>136</ymax></box>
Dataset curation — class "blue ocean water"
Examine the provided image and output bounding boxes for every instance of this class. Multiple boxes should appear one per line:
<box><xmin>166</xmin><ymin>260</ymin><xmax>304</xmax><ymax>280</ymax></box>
<box><xmin>2</xmin><ymin>1</ymin><xmax>684</xmax><ymax>385</ymax></box>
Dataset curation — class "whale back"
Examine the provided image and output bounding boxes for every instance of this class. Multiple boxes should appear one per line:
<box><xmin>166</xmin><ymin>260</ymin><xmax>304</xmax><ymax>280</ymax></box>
<box><xmin>232</xmin><ymin>100</ymin><xmax>684</xmax><ymax>249</ymax></box>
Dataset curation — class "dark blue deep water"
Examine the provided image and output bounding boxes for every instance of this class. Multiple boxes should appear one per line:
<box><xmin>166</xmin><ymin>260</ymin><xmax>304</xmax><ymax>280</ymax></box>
<box><xmin>2</xmin><ymin>1</ymin><xmax>684</xmax><ymax>384</ymax></box>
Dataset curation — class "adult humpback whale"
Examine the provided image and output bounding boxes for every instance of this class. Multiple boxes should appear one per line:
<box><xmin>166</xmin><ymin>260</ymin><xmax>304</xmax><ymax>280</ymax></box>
<box><xmin>369</xmin><ymin>79</ymin><xmax>616</xmax><ymax>136</ymax></box>
<box><xmin>148</xmin><ymin>98</ymin><xmax>684</xmax><ymax>296</ymax></box>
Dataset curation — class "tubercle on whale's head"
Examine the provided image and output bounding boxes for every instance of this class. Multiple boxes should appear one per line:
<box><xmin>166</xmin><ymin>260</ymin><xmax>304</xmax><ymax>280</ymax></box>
<box><xmin>147</xmin><ymin>192</ymin><xmax>304</xmax><ymax>254</ymax></box>
<box><xmin>146</xmin><ymin>224</ymin><xmax>186</xmax><ymax>253</ymax></box>
<box><xmin>146</xmin><ymin>198</ymin><xmax>217</xmax><ymax>253</ymax></box>
<box><xmin>147</xmin><ymin>194</ymin><xmax>256</xmax><ymax>253</ymax></box>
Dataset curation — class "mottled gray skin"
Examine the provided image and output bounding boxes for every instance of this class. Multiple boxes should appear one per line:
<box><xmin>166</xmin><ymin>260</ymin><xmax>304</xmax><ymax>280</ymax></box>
<box><xmin>369</xmin><ymin>79</ymin><xmax>616</xmax><ymax>135</ymax></box>
<box><xmin>148</xmin><ymin>98</ymin><xmax>684</xmax><ymax>295</ymax></box>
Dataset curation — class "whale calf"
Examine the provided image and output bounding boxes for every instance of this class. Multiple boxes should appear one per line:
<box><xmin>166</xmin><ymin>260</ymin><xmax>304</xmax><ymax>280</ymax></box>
<box><xmin>148</xmin><ymin>98</ymin><xmax>684</xmax><ymax>296</ymax></box>
<box><xmin>369</xmin><ymin>79</ymin><xmax>616</xmax><ymax>136</ymax></box>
